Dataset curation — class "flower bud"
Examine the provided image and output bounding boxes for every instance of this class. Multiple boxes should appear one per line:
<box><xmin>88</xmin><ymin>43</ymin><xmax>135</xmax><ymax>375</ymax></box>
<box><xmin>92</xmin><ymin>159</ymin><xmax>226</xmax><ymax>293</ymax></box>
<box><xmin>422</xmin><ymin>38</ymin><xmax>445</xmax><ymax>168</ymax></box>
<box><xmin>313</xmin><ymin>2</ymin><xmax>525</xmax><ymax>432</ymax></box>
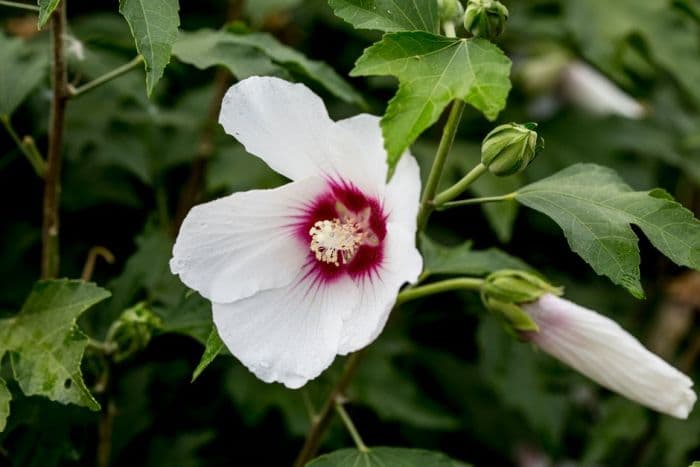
<box><xmin>463</xmin><ymin>0</ymin><xmax>509</xmax><ymax>39</ymax></box>
<box><xmin>481</xmin><ymin>270</ymin><xmax>562</xmax><ymax>333</ymax></box>
<box><xmin>438</xmin><ymin>0</ymin><xmax>465</xmax><ymax>23</ymax></box>
<box><xmin>481</xmin><ymin>122</ymin><xmax>544</xmax><ymax>176</ymax></box>
<box><xmin>107</xmin><ymin>302</ymin><xmax>163</xmax><ymax>362</ymax></box>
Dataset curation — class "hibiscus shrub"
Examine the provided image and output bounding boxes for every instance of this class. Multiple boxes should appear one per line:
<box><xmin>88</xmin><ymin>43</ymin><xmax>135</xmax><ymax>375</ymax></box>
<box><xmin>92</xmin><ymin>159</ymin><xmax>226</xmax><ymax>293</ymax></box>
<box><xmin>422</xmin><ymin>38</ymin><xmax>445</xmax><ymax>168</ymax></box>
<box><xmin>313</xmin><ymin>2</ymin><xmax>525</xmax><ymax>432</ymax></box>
<box><xmin>2</xmin><ymin>0</ymin><xmax>700</xmax><ymax>466</ymax></box>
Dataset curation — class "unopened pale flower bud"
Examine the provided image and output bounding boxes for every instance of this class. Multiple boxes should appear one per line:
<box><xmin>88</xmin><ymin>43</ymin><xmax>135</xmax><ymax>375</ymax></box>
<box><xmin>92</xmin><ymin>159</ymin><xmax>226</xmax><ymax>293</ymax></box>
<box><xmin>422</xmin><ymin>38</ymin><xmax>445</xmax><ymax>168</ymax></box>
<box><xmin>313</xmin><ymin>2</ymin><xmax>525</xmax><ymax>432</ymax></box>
<box><xmin>561</xmin><ymin>61</ymin><xmax>647</xmax><ymax>119</ymax></box>
<box><xmin>464</xmin><ymin>0</ymin><xmax>509</xmax><ymax>39</ymax></box>
<box><xmin>438</xmin><ymin>0</ymin><xmax>465</xmax><ymax>23</ymax></box>
<box><xmin>522</xmin><ymin>294</ymin><xmax>696</xmax><ymax>418</ymax></box>
<box><xmin>481</xmin><ymin>122</ymin><xmax>544</xmax><ymax>176</ymax></box>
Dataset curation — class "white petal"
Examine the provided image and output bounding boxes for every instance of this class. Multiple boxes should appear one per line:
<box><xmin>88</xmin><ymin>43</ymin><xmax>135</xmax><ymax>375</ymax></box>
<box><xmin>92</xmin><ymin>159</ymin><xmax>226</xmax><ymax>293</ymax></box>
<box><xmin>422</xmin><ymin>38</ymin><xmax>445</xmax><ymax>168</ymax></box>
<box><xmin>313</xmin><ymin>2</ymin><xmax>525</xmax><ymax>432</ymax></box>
<box><xmin>523</xmin><ymin>294</ymin><xmax>696</xmax><ymax>418</ymax></box>
<box><xmin>170</xmin><ymin>177</ymin><xmax>327</xmax><ymax>303</ymax></box>
<box><xmin>335</xmin><ymin>113</ymin><xmax>389</xmax><ymax>193</ymax></box>
<box><xmin>219</xmin><ymin>76</ymin><xmax>336</xmax><ymax>181</ymax></box>
<box><xmin>561</xmin><ymin>61</ymin><xmax>647</xmax><ymax>119</ymax></box>
<box><xmin>338</xmin><ymin>223</ymin><xmax>423</xmax><ymax>354</ymax></box>
<box><xmin>212</xmin><ymin>267</ymin><xmax>361</xmax><ymax>388</ymax></box>
<box><xmin>384</xmin><ymin>151</ymin><xmax>422</xmax><ymax>232</ymax></box>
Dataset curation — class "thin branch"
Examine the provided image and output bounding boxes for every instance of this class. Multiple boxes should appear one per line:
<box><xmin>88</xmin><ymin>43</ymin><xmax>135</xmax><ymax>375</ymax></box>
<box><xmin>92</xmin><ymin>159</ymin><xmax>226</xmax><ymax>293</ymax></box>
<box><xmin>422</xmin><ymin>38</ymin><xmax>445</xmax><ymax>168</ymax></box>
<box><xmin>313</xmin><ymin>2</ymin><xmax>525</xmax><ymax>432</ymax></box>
<box><xmin>334</xmin><ymin>397</ymin><xmax>369</xmax><ymax>453</ymax></box>
<box><xmin>292</xmin><ymin>351</ymin><xmax>364</xmax><ymax>467</ymax></box>
<box><xmin>68</xmin><ymin>55</ymin><xmax>143</xmax><ymax>98</ymax></box>
<box><xmin>0</xmin><ymin>0</ymin><xmax>39</xmax><ymax>11</ymax></box>
<box><xmin>395</xmin><ymin>277</ymin><xmax>485</xmax><ymax>306</ymax></box>
<box><xmin>1</xmin><ymin>115</ymin><xmax>45</xmax><ymax>177</ymax></box>
<box><xmin>81</xmin><ymin>246</ymin><xmax>115</xmax><ymax>281</ymax></box>
<box><xmin>41</xmin><ymin>0</ymin><xmax>68</xmax><ymax>279</ymax></box>
<box><xmin>433</xmin><ymin>162</ymin><xmax>488</xmax><ymax>205</ymax></box>
<box><xmin>416</xmin><ymin>100</ymin><xmax>465</xmax><ymax>230</ymax></box>
<box><xmin>436</xmin><ymin>192</ymin><xmax>517</xmax><ymax>210</ymax></box>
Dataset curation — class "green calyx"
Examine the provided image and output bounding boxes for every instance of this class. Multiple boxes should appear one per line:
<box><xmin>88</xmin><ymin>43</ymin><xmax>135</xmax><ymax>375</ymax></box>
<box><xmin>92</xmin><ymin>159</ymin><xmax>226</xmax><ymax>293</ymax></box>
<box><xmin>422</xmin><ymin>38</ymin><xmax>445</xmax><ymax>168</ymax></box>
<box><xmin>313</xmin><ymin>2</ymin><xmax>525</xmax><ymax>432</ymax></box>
<box><xmin>481</xmin><ymin>122</ymin><xmax>544</xmax><ymax>176</ymax></box>
<box><xmin>480</xmin><ymin>270</ymin><xmax>563</xmax><ymax>333</ymax></box>
<box><xmin>107</xmin><ymin>302</ymin><xmax>163</xmax><ymax>362</ymax></box>
<box><xmin>438</xmin><ymin>0</ymin><xmax>465</xmax><ymax>23</ymax></box>
<box><xmin>464</xmin><ymin>0</ymin><xmax>509</xmax><ymax>39</ymax></box>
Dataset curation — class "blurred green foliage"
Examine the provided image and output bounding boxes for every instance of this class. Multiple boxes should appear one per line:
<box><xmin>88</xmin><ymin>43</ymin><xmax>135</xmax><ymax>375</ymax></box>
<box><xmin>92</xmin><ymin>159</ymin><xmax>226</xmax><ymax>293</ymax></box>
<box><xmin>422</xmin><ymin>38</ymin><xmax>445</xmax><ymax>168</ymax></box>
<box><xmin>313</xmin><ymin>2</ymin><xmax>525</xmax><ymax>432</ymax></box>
<box><xmin>1</xmin><ymin>0</ymin><xmax>700</xmax><ymax>466</ymax></box>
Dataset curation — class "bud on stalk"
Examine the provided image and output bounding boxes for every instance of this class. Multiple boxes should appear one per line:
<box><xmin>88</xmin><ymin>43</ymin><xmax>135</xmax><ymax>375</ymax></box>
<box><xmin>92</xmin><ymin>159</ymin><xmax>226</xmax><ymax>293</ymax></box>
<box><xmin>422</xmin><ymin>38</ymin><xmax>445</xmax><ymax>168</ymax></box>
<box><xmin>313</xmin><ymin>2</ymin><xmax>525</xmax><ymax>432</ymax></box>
<box><xmin>481</xmin><ymin>122</ymin><xmax>544</xmax><ymax>176</ymax></box>
<box><xmin>464</xmin><ymin>0</ymin><xmax>509</xmax><ymax>39</ymax></box>
<box><xmin>438</xmin><ymin>0</ymin><xmax>465</xmax><ymax>23</ymax></box>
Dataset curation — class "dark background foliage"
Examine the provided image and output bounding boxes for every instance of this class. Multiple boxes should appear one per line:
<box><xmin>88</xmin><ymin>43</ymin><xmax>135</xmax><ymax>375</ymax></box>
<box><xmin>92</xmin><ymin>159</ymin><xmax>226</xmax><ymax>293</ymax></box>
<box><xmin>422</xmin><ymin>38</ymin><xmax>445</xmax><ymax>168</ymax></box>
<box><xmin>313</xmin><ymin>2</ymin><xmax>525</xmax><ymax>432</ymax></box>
<box><xmin>1</xmin><ymin>0</ymin><xmax>700</xmax><ymax>466</ymax></box>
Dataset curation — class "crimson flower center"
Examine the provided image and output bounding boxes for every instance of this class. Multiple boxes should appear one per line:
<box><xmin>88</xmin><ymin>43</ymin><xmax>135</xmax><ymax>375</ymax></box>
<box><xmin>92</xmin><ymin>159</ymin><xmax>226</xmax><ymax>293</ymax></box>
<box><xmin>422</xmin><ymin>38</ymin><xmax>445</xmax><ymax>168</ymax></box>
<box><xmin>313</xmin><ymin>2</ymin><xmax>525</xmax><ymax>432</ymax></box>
<box><xmin>308</xmin><ymin>203</ymin><xmax>380</xmax><ymax>267</ymax></box>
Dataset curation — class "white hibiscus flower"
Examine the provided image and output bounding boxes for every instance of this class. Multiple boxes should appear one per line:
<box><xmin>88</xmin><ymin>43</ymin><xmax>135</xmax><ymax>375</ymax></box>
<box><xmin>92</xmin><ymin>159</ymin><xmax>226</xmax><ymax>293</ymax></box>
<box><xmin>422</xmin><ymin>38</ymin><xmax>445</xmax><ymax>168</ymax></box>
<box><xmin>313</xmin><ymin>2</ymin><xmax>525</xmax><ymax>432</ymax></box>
<box><xmin>170</xmin><ymin>76</ymin><xmax>423</xmax><ymax>389</ymax></box>
<box><xmin>522</xmin><ymin>293</ymin><xmax>696</xmax><ymax>418</ymax></box>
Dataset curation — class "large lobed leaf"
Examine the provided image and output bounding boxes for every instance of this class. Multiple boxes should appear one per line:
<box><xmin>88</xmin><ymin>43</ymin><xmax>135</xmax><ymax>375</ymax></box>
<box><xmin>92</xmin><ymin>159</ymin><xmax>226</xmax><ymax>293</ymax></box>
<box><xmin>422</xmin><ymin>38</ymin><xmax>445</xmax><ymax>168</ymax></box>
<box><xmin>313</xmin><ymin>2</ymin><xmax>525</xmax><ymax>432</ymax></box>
<box><xmin>119</xmin><ymin>0</ymin><xmax>180</xmax><ymax>96</ymax></box>
<box><xmin>328</xmin><ymin>0</ymin><xmax>439</xmax><ymax>33</ymax></box>
<box><xmin>173</xmin><ymin>29</ymin><xmax>365</xmax><ymax>106</ymax></box>
<box><xmin>351</xmin><ymin>32</ymin><xmax>511</xmax><ymax>170</ymax></box>
<box><xmin>0</xmin><ymin>33</ymin><xmax>48</xmax><ymax>117</ymax></box>
<box><xmin>515</xmin><ymin>163</ymin><xmax>700</xmax><ymax>298</ymax></box>
<box><xmin>308</xmin><ymin>447</ymin><xmax>471</xmax><ymax>466</ymax></box>
<box><xmin>0</xmin><ymin>280</ymin><xmax>110</xmax><ymax>413</ymax></box>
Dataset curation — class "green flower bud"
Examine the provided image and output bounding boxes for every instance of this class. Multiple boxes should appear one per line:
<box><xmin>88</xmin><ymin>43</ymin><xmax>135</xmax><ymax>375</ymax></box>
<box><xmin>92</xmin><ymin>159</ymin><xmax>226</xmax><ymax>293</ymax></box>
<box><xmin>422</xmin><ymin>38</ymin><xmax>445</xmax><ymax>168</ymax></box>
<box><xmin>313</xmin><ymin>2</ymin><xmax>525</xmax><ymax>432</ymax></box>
<box><xmin>107</xmin><ymin>302</ymin><xmax>163</xmax><ymax>362</ymax></box>
<box><xmin>481</xmin><ymin>122</ymin><xmax>544</xmax><ymax>176</ymax></box>
<box><xmin>463</xmin><ymin>0</ymin><xmax>509</xmax><ymax>39</ymax></box>
<box><xmin>480</xmin><ymin>270</ymin><xmax>563</xmax><ymax>334</ymax></box>
<box><xmin>438</xmin><ymin>0</ymin><xmax>465</xmax><ymax>23</ymax></box>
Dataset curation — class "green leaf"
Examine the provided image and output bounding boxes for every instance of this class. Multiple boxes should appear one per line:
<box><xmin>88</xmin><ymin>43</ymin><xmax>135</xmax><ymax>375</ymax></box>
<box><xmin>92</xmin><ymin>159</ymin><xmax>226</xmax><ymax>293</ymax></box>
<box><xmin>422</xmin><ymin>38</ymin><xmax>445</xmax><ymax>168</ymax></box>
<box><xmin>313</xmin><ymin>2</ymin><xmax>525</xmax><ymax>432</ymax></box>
<box><xmin>191</xmin><ymin>328</ymin><xmax>224</xmax><ymax>382</ymax></box>
<box><xmin>173</xmin><ymin>29</ymin><xmax>365</xmax><ymax>106</ymax></box>
<box><xmin>328</xmin><ymin>0</ymin><xmax>439</xmax><ymax>33</ymax></box>
<box><xmin>0</xmin><ymin>280</ymin><xmax>110</xmax><ymax>411</ymax></box>
<box><xmin>0</xmin><ymin>378</ymin><xmax>10</xmax><ymax>432</ymax></box>
<box><xmin>420</xmin><ymin>235</ymin><xmax>533</xmax><ymax>279</ymax></box>
<box><xmin>37</xmin><ymin>0</ymin><xmax>60</xmax><ymax>28</ymax></box>
<box><xmin>515</xmin><ymin>163</ymin><xmax>700</xmax><ymax>298</ymax></box>
<box><xmin>308</xmin><ymin>447</ymin><xmax>471</xmax><ymax>466</ymax></box>
<box><xmin>0</xmin><ymin>33</ymin><xmax>48</xmax><ymax>117</ymax></box>
<box><xmin>564</xmin><ymin>0</ymin><xmax>700</xmax><ymax>106</ymax></box>
<box><xmin>351</xmin><ymin>32</ymin><xmax>511</xmax><ymax>169</ymax></box>
<box><xmin>172</xmin><ymin>29</ymin><xmax>285</xmax><ymax>79</ymax></box>
<box><xmin>119</xmin><ymin>0</ymin><xmax>180</xmax><ymax>96</ymax></box>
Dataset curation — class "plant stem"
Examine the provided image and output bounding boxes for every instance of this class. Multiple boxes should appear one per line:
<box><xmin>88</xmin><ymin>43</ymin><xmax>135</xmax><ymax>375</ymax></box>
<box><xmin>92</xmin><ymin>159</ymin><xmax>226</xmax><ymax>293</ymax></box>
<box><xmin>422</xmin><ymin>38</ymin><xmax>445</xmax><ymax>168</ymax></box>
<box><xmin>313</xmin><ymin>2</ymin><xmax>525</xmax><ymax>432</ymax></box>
<box><xmin>433</xmin><ymin>162</ymin><xmax>488</xmax><ymax>206</ymax></box>
<box><xmin>41</xmin><ymin>0</ymin><xmax>68</xmax><ymax>279</ymax></box>
<box><xmin>416</xmin><ymin>99</ymin><xmax>465</xmax><ymax>230</ymax></box>
<box><xmin>334</xmin><ymin>397</ymin><xmax>369</xmax><ymax>453</ymax></box>
<box><xmin>436</xmin><ymin>192</ymin><xmax>517</xmax><ymax>210</ymax></box>
<box><xmin>0</xmin><ymin>0</ymin><xmax>38</xmax><ymax>11</ymax></box>
<box><xmin>68</xmin><ymin>56</ymin><xmax>143</xmax><ymax>98</ymax></box>
<box><xmin>81</xmin><ymin>246</ymin><xmax>115</xmax><ymax>281</ymax></box>
<box><xmin>442</xmin><ymin>20</ymin><xmax>456</xmax><ymax>38</ymax></box>
<box><xmin>1</xmin><ymin>116</ymin><xmax>45</xmax><ymax>177</ymax></box>
<box><xmin>395</xmin><ymin>277</ymin><xmax>485</xmax><ymax>306</ymax></box>
<box><xmin>292</xmin><ymin>351</ymin><xmax>364</xmax><ymax>467</ymax></box>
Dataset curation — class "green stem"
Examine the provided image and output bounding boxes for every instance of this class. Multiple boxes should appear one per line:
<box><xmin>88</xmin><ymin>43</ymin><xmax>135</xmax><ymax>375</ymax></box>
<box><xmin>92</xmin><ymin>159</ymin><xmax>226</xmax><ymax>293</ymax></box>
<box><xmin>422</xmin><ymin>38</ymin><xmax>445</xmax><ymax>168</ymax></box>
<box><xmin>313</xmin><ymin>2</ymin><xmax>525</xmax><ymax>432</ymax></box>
<box><xmin>293</xmin><ymin>352</ymin><xmax>364</xmax><ymax>467</ymax></box>
<box><xmin>437</xmin><ymin>192</ymin><xmax>517</xmax><ymax>210</ymax></box>
<box><xmin>0</xmin><ymin>0</ymin><xmax>39</xmax><ymax>11</ymax></box>
<box><xmin>1</xmin><ymin>116</ymin><xmax>45</xmax><ymax>177</ymax></box>
<box><xmin>416</xmin><ymin>99</ymin><xmax>465</xmax><ymax>230</ymax></box>
<box><xmin>396</xmin><ymin>277</ymin><xmax>485</xmax><ymax>306</ymax></box>
<box><xmin>68</xmin><ymin>55</ymin><xmax>143</xmax><ymax>98</ymax></box>
<box><xmin>41</xmin><ymin>1</ymin><xmax>68</xmax><ymax>279</ymax></box>
<box><xmin>433</xmin><ymin>162</ymin><xmax>488</xmax><ymax>206</ymax></box>
<box><xmin>334</xmin><ymin>398</ymin><xmax>369</xmax><ymax>453</ymax></box>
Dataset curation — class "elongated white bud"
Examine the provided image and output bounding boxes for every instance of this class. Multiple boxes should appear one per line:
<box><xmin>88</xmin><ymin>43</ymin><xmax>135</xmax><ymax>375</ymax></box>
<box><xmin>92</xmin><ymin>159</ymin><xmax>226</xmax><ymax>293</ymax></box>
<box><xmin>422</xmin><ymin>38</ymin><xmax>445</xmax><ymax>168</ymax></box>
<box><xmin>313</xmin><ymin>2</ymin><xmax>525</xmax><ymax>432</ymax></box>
<box><xmin>561</xmin><ymin>61</ymin><xmax>646</xmax><ymax>119</ymax></box>
<box><xmin>522</xmin><ymin>294</ymin><xmax>696</xmax><ymax>418</ymax></box>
